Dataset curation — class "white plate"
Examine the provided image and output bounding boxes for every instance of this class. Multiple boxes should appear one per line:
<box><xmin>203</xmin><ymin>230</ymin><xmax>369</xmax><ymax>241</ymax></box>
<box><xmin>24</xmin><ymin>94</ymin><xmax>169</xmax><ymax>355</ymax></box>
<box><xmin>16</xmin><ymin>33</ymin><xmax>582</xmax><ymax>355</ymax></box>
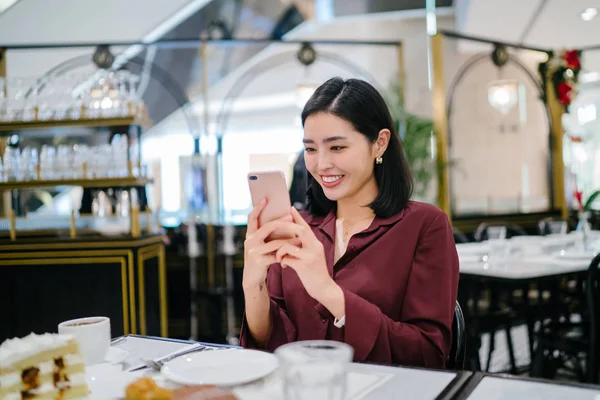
<box><xmin>86</xmin><ymin>363</ymin><xmax>137</xmax><ymax>399</ymax></box>
<box><xmin>105</xmin><ymin>347</ymin><xmax>129</xmax><ymax>364</ymax></box>
<box><xmin>161</xmin><ymin>348</ymin><xmax>278</xmax><ymax>386</ymax></box>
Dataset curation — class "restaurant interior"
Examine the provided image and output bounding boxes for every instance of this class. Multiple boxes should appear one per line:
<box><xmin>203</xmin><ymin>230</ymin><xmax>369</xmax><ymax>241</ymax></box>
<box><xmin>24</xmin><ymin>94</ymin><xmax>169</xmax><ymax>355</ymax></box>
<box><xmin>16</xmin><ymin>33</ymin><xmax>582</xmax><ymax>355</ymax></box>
<box><xmin>1</xmin><ymin>0</ymin><xmax>600</xmax><ymax>399</ymax></box>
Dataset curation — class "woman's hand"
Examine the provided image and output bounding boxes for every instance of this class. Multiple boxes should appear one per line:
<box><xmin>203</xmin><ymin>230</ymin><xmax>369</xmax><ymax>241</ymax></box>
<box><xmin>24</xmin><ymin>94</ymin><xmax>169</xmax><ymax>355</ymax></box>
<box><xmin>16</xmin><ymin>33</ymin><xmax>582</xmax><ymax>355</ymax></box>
<box><xmin>274</xmin><ymin>207</ymin><xmax>344</xmax><ymax>318</ymax></box>
<box><xmin>243</xmin><ymin>199</ymin><xmax>298</xmax><ymax>291</ymax></box>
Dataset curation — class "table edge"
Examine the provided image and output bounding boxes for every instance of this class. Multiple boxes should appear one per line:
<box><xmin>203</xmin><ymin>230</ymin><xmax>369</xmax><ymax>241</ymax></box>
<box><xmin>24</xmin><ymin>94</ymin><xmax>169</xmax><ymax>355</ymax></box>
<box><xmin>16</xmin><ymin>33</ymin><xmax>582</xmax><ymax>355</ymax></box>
<box><xmin>453</xmin><ymin>372</ymin><xmax>600</xmax><ymax>400</ymax></box>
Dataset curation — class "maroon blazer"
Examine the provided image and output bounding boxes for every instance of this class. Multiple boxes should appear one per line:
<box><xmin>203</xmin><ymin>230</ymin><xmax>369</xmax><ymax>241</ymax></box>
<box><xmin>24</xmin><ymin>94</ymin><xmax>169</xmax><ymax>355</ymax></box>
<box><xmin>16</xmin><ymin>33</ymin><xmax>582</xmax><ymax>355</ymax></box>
<box><xmin>240</xmin><ymin>201</ymin><xmax>459</xmax><ymax>368</ymax></box>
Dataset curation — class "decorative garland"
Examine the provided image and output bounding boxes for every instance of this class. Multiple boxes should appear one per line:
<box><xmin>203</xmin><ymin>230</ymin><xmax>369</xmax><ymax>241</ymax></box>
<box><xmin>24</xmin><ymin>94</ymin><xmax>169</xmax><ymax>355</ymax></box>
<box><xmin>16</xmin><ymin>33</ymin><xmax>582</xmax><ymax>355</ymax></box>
<box><xmin>549</xmin><ymin>49</ymin><xmax>582</xmax><ymax>107</ymax></box>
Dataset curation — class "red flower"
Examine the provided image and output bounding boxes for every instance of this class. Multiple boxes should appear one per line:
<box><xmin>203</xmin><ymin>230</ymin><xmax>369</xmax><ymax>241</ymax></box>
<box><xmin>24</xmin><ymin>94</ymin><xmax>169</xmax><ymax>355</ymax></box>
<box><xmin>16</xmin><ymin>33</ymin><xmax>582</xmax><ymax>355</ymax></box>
<box><xmin>574</xmin><ymin>190</ymin><xmax>584</xmax><ymax>211</ymax></box>
<box><xmin>564</xmin><ymin>50</ymin><xmax>581</xmax><ymax>70</ymax></box>
<box><xmin>570</xmin><ymin>135</ymin><xmax>583</xmax><ymax>143</ymax></box>
<box><xmin>557</xmin><ymin>81</ymin><xmax>573</xmax><ymax>105</ymax></box>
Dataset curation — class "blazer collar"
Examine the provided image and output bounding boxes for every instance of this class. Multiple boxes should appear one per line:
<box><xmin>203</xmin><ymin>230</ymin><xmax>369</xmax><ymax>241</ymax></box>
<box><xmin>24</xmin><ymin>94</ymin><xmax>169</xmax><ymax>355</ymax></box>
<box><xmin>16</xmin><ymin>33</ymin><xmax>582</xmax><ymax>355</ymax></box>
<box><xmin>303</xmin><ymin>202</ymin><xmax>412</xmax><ymax>240</ymax></box>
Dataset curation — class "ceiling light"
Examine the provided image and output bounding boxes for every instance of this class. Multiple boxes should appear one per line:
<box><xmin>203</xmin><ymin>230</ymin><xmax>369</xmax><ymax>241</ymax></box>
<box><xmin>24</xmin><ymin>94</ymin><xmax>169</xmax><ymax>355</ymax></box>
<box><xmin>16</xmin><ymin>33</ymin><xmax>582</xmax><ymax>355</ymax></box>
<box><xmin>488</xmin><ymin>80</ymin><xmax>519</xmax><ymax>115</ymax></box>
<box><xmin>580</xmin><ymin>7</ymin><xmax>598</xmax><ymax>21</ymax></box>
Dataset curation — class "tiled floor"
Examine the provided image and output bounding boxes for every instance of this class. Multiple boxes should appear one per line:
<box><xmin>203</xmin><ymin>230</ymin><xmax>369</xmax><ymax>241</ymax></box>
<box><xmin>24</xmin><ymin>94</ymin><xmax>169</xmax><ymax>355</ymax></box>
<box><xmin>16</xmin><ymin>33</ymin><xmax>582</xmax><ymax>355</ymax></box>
<box><xmin>479</xmin><ymin>324</ymin><xmax>531</xmax><ymax>373</ymax></box>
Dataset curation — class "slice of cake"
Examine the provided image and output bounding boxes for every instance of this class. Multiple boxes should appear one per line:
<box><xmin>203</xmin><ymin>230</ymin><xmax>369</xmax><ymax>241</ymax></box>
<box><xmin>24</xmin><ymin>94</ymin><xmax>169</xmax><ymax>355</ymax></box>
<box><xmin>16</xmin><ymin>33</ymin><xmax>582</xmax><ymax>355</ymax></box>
<box><xmin>0</xmin><ymin>333</ymin><xmax>89</xmax><ymax>400</ymax></box>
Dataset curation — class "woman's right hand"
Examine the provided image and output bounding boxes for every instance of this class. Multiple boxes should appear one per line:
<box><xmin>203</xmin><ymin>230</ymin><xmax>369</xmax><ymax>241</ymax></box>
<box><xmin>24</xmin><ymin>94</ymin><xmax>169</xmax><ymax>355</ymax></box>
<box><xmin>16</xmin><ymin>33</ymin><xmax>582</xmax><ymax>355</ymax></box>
<box><xmin>243</xmin><ymin>199</ymin><xmax>298</xmax><ymax>291</ymax></box>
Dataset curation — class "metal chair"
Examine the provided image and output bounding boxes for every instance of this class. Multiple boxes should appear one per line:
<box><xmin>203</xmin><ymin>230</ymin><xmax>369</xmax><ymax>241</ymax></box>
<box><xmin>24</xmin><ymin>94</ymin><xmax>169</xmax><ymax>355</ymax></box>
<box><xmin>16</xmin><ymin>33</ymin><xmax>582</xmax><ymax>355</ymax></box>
<box><xmin>531</xmin><ymin>253</ymin><xmax>600</xmax><ymax>383</ymax></box>
<box><xmin>448</xmin><ymin>301</ymin><xmax>466</xmax><ymax>370</ymax></box>
<box><xmin>452</xmin><ymin>226</ymin><xmax>470</xmax><ymax>244</ymax></box>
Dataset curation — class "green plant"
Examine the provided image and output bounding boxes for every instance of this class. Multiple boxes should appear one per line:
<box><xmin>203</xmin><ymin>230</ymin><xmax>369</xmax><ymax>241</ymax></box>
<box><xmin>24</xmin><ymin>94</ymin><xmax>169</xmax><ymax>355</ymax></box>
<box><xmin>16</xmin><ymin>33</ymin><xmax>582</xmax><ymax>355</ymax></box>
<box><xmin>386</xmin><ymin>84</ymin><xmax>435</xmax><ymax>198</ymax></box>
<box><xmin>574</xmin><ymin>189</ymin><xmax>600</xmax><ymax>211</ymax></box>
<box><xmin>584</xmin><ymin>190</ymin><xmax>600</xmax><ymax>211</ymax></box>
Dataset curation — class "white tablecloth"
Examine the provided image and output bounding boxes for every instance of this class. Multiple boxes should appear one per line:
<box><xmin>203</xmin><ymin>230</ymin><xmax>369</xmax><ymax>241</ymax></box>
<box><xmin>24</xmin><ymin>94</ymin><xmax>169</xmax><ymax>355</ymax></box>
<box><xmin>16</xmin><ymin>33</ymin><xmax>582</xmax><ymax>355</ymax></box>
<box><xmin>456</xmin><ymin>235</ymin><xmax>596</xmax><ymax>279</ymax></box>
<box><xmin>91</xmin><ymin>336</ymin><xmax>459</xmax><ymax>400</ymax></box>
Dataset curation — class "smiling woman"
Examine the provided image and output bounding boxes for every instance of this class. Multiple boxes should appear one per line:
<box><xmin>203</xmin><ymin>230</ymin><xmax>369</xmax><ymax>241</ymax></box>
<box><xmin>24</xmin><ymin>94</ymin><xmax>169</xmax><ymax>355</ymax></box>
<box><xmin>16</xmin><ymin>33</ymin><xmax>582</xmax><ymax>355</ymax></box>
<box><xmin>240</xmin><ymin>77</ymin><xmax>459</xmax><ymax>369</ymax></box>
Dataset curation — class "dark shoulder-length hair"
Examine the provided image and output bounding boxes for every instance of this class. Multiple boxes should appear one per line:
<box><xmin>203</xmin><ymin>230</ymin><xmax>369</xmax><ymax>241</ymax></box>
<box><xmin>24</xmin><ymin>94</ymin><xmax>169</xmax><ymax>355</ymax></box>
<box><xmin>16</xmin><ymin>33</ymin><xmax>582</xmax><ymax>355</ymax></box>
<box><xmin>301</xmin><ymin>77</ymin><xmax>413</xmax><ymax>218</ymax></box>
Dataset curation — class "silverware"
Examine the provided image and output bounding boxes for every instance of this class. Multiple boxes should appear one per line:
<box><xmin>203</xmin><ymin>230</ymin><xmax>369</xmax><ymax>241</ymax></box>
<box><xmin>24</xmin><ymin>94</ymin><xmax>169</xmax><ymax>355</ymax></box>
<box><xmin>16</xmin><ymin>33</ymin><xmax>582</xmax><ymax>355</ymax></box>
<box><xmin>143</xmin><ymin>345</ymin><xmax>208</xmax><ymax>370</ymax></box>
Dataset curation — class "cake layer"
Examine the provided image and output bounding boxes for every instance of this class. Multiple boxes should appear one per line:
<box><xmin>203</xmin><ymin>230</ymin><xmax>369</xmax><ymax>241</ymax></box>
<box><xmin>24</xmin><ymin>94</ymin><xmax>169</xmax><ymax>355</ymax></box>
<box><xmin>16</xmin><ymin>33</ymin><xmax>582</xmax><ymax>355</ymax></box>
<box><xmin>0</xmin><ymin>382</ymin><xmax>89</xmax><ymax>400</ymax></box>
<box><xmin>0</xmin><ymin>366</ymin><xmax>86</xmax><ymax>395</ymax></box>
<box><xmin>0</xmin><ymin>341</ymin><xmax>80</xmax><ymax>373</ymax></box>
<box><xmin>0</xmin><ymin>333</ymin><xmax>74</xmax><ymax>368</ymax></box>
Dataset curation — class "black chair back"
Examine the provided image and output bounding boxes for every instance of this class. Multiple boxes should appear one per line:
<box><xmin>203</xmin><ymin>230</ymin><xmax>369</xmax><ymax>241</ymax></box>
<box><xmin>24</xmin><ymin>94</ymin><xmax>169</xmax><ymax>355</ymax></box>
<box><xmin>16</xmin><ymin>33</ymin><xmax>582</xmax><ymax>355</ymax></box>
<box><xmin>586</xmin><ymin>253</ymin><xmax>600</xmax><ymax>383</ymax></box>
<box><xmin>448</xmin><ymin>301</ymin><xmax>466</xmax><ymax>370</ymax></box>
<box><xmin>452</xmin><ymin>227</ymin><xmax>469</xmax><ymax>244</ymax></box>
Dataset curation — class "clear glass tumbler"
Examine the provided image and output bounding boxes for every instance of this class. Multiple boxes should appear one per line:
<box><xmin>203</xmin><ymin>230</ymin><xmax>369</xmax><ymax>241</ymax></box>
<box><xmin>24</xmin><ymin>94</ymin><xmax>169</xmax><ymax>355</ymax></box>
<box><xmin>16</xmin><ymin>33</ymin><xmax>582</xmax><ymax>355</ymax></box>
<box><xmin>275</xmin><ymin>340</ymin><xmax>353</xmax><ymax>400</ymax></box>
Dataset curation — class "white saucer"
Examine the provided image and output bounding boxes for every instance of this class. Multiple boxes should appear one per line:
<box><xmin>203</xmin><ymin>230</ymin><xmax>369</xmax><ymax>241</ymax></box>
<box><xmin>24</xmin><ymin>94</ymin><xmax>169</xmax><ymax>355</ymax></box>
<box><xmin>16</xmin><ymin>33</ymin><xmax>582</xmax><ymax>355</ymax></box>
<box><xmin>161</xmin><ymin>348</ymin><xmax>278</xmax><ymax>386</ymax></box>
<box><xmin>105</xmin><ymin>347</ymin><xmax>129</xmax><ymax>364</ymax></box>
<box><xmin>86</xmin><ymin>363</ymin><xmax>137</xmax><ymax>399</ymax></box>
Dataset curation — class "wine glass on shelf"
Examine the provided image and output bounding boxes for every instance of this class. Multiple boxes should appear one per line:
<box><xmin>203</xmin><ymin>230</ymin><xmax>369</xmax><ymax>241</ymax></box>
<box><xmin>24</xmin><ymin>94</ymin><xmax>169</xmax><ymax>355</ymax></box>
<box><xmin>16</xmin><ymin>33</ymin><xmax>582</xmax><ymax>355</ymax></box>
<box><xmin>6</xmin><ymin>78</ymin><xmax>26</xmax><ymax>122</ymax></box>
<box><xmin>127</xmin><ymin>74</ymin><xmax>141</xmax><ymax>118</ymax></box>
<box><xmin>40</xmin><ymin>145</ymin><xmax>56</xmax><ymax>180</ymax></box>
<box><xmin>37</xmin><ymin>77</ymin><xmax>55</xmax><ymax>121</ymax></box>
<box><xmin>21</xmin><ymin>78</ymin><xmax>39</xmax><ymax>122</ymax></box>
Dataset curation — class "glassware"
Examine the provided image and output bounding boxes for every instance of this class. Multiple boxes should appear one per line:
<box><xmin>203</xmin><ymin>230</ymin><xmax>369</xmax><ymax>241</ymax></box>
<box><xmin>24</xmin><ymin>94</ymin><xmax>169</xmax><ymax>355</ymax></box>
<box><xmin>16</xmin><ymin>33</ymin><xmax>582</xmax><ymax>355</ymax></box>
<box><xmin>577</xmin><ymin>212</ymin><xmax>592</xmax><ymax>252</ymax></box>
<box><xmin>21</xmin><ymin>78</ymin><xmax>38</xmax><ymax>122</ymax></box>
<box><xmin>20</xmin><ymin>147</ymin><xmax>38</xmax><ymax>181</ymax></box>
<box><xmin>3</xmin><ymin>146</ymin><xmax>19</xmax><ymax>181</ymax></box>
<box><xmin>37</xmin><ymin>77</ymin><xmax>55</xmax><ymax>121</ymax></box>
<box><xmin>73</xmin><ymin>144</ymin><xmax>89</xmax><ymax>179</ymax></box>
<box><xmin>547</xmin><ymin>221</ymin><xmax>568</xmax><ymax>235</ymax></box>
<box><xmin>127</xmin><ymin>74</ymin><xmax>141</xmax><ymax>117</ymax></box>
<box><xmin>275</xmin><ymin>340</ymin><xmax>353</xmax><ymax>400</ymax></box>
<box><xmin>484</xmin><ymin>226</ymin><xmax>509</xmax><ymax>267</ymax></box>
<box><xmin>40</xmin><ymin>145</ymin><xmax>56</xmax><ymax>180</ymax></box>
<box><xmin>487</xmin><ymin>226</ymin><xmax>507</xmax><ymax>240</ymax></box>
<box><xmin>6</xmin><ymin>78</ymin><xmax>26</xmax><ymax>122</ymax></box>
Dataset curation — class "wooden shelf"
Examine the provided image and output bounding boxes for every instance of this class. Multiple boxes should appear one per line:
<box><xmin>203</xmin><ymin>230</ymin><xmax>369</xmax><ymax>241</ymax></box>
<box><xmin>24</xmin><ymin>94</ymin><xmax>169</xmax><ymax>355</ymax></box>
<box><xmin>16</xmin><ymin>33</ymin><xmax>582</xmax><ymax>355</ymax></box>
<box><xmin>0</xmin><ymin>177</ymin><xmax>153</xmax><ymax>190</ymax></box>
<box><xmin>0</xmin><ymin>116</ymin><xmax>151</xmax><ymax>132</ymax></box>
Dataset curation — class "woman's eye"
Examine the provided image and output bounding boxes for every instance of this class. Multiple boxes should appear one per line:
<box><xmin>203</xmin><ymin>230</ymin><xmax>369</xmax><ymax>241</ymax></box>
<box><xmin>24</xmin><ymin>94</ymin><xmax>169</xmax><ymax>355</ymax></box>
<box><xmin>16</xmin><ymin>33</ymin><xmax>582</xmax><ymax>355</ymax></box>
<box><xmin>331</xmin><ymin>146</ymin><xmax>345</xmax><ymax>151</ymax></box>
<box><xmin>304</xmin><ymin>147</ymin><xmax>316</xmax><ymax>153</ymax></box>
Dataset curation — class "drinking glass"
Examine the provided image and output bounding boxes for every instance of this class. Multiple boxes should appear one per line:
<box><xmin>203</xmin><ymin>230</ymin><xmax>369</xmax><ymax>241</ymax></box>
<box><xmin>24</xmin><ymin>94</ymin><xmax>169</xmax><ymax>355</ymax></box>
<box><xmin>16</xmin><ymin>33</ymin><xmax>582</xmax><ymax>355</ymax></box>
<box><xmin>484</xmin><ymin>226</ymin><xmax>510</xmax><ymax>266</ymax></box>
<box><xmin>275</xmin><ymin>340</ymin><xmax>353</xmax><ymax>400</ymax></box>
<box><xmin>3</xmin><ymin>146</ymin><xmax>19</xmax><ymax>181</ymax></box>
<box><xmin>40</xmin><ymin>145</ymin><xmax>56</xmax><ymax>180</ymax></box>
<box><xmin>547</xmin><ymin>221</ymin><xmax>568</xmax><ymax>235</ymax></box>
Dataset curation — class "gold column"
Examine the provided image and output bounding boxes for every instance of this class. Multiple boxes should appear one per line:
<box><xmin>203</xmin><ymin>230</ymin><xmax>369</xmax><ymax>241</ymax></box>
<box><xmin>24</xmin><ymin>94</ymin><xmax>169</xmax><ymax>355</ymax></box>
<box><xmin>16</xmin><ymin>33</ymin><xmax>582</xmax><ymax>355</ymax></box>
<box><xmin>158</xmin><ymin>244</ymin><xmax>168</xmax><ymax>338</ymax></box>
<box><xmin>131</xmin><ymin>205</ymin><xmax>141</xmax><ymax>238</ymax></box>
<box><xmin>0</xmin><ymin>48</ymin><xmax>8</xmax><ymax>219</ymax></box>
<box><xmin>430</xmin><ymin>34</ymin><xmax>451</xmax><ymax>217</ymax></box>
<box><xmin>545</xmin><ymin>68</ymin><xmax>568</xmax><ymax>220</ymax></box>
<box><xmin>9</xmin><ymin>209</ymin><xmax>15</xmax><ymax>241</ymax></box>
<box><xmin>70</xmin><ymin>210</ymin><xmax>76</xmax><ymax>239</ymax></box>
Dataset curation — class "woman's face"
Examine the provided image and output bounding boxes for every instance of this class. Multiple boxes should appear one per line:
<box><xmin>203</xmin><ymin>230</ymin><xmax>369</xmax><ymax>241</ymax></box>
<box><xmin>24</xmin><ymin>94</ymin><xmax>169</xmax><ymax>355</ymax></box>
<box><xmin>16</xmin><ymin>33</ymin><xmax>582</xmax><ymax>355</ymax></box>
<box><xmin>303</xmin><ymin>112</ymin><xmax>387</xmax><ymax>203</ymax></box>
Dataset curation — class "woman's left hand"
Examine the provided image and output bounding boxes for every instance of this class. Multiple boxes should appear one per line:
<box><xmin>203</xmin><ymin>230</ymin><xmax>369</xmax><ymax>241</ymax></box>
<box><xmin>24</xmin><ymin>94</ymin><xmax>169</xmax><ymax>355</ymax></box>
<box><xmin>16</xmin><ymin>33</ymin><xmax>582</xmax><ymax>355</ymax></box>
<box><xmin>274</xmin><ymin>207</ymin><xmax>342</xmax><ymax>310</ymax></box>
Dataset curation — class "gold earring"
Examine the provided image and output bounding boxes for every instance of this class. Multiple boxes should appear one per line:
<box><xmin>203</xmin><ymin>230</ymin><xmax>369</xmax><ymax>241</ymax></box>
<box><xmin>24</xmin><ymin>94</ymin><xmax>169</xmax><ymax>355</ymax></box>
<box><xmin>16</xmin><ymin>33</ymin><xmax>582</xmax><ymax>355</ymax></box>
<box><xmin>375</xmin><ymin>156</ymin><xmax>383</xmax><ymax>164</ymax></box>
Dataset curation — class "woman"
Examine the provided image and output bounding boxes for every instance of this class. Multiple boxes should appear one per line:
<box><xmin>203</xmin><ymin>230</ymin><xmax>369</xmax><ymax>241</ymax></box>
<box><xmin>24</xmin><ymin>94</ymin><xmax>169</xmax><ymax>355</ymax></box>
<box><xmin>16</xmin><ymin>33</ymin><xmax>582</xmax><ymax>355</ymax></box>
<box><xmin>240</xmin><ymin>77</ymin><xmax>459</xmax><ymax>368</ymax></box>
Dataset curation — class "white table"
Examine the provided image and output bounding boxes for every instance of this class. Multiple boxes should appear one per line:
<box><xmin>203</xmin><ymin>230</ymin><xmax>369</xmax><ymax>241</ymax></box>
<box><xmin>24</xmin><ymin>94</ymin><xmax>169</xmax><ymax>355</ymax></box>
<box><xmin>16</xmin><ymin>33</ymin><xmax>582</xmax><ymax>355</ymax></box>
<box><xmin>456</xmin><ymin>238</ymin><xmax>594</xmax><ymax>280</ymax></box>
<box><xmin>463</xmin><ymin>375</ymin><xmax>600</xmax><ymax>400</ymax></box>
<box><xmin>105</xmin><ymin>335</ymin><xmax>468</xmax><ymax>400</ymax></box>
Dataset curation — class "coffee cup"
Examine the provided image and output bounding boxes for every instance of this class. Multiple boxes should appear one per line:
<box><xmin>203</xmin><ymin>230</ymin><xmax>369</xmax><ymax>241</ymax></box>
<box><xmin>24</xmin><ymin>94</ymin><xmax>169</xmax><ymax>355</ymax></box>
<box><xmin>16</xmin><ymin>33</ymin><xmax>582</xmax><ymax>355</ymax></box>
<box><xmin>58</xmin><ymin>316</ymin><xmax>111</xmax><ymax>365</ymax></box>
